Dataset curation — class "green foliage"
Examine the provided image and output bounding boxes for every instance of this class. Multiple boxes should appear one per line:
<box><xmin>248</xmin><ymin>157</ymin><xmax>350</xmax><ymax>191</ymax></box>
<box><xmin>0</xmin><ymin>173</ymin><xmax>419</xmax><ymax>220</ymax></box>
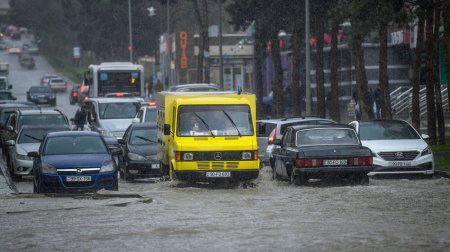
<box><xmin>434</xmin><ymin>157</ymin><xmax>450</xmax><ymax>172</ymax></box>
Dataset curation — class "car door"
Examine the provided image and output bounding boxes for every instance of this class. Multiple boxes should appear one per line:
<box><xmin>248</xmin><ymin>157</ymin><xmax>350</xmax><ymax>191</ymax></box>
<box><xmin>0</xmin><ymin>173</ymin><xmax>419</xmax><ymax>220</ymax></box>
<box><xmin>279</xmin><ymin>128</ymin><xmax>293</xmax><ymax>178</ymax></box>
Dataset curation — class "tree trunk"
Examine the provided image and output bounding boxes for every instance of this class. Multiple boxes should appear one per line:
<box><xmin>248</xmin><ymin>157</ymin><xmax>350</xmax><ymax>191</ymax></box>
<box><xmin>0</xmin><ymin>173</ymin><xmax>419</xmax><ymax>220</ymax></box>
<box><xmin>443</xmin><ymin>3</ymin><xmax>450</xmax><ymax>114</ymax></box>
<box><xmin>353</xmin><ymin>33</ymin><xmax>374</xmax><ymax>120</ymax></box>
<box><xmin>201</xmin><ymin>0</ymin><xmax>210</xmax><ymax>83</ymax></box>
<box><xmin>315</xmin><ymin>16</ymin><xmax>325</xmax><ymax>118</ymax></box>
<box><xmin>411</xmin><ymin>13</ymin><xmax>425</xmax><ymax>131</ymax></box>
<box><xmin>291</xmin><ymin>27</ymin><xmax>302</xmax><ymax>117</ymax></box>
<box><xmin>330</xmin><ymin>19</ymin><xmax>340</xmax><ymax>122</ymax></box>
<box><xmin>271</xmin><ymin>37</ymin><xmax>284</xmax><ymax>118</ymax></box>
<box><xmin>193</xmin><ymin>0</ymin><xmax>208</xmax><ymax>82</ymax></box>
<box><xmin>379</xmin><ymin>21</ymin><xmax>391</xmax><ymax>119</ymax></box>
<box><xmin>425</xmin><ymin>7</ymin><xmax>437</xmax><ymax>144</ymax></box>
<box><xmin>433</xmin><ymin>8</ymin><xmax>445</xmax><ymax>145</ymax></box>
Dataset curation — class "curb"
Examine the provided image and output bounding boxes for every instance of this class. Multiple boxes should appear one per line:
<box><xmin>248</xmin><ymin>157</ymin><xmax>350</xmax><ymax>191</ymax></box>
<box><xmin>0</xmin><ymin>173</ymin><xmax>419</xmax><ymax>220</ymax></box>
<box><xmin>434</xmin><ymin>170</ymin><xmax>450</xmax><ymax>178</ymax></box>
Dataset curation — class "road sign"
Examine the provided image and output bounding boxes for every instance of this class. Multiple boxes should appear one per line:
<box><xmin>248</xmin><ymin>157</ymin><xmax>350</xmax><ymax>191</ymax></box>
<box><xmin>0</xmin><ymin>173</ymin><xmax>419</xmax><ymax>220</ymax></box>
<box><xmin>73</xmin><ymin>47</ymin><xmax>80</xmax><ymax>59</ymax></box>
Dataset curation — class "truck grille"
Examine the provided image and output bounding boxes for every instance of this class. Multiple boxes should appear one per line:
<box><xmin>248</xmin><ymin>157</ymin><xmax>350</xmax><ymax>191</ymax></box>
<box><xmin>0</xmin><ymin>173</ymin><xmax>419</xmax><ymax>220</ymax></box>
<box><xmin>195</xmin><ymin>161</ymin><xmax>240</xmax><ymax>170</ymax></box>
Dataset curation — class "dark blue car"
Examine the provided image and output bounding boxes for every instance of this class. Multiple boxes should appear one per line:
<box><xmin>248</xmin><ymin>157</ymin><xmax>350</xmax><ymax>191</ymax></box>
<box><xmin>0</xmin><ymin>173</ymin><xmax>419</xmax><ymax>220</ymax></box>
<box><xmin>28</xmin><ymin>131</ymin><xmax>120</xmax><ymax>193</ymax></box>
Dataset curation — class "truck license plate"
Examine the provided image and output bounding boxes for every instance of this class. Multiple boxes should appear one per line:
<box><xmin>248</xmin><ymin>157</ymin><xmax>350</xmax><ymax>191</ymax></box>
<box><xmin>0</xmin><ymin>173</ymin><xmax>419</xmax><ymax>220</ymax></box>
<box><xmin>66</xmin><ymin>176</ymin><xmax>91</xmax><ymax>182</ymax></box>
<box><xmin>206</xmin><ymin>171</ymin><xmax>231</xmax><ymax>178</ymax></box>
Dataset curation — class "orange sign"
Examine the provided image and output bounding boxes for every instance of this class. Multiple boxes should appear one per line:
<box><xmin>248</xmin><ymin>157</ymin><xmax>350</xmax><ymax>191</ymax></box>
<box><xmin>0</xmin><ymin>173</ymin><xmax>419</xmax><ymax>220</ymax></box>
<box><xmin>180</xmin><ymin>32</ymin><xmax>188</xmax><ymax>69</ymax></box>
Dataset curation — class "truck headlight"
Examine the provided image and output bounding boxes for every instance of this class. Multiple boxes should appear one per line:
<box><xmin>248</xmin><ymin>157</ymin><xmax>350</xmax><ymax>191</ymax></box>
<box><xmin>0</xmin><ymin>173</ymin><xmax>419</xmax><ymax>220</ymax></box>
<box><xmin>242</xmin><ymin>152</ymin><xmax>252</xmax><ymax>160</ymax></box>
<box><xmin>183</xmin><ymin>153</ymin><xmax>194</xmax><ymax>161</ymax></box>
<box><xmin>128</xmin><ymin>152</ymin><xmax>146</xmax><ymax>161</ymax></box>
<box><xmin>100</xmin><ymin>160</ymin><xmax>115</xmax><ymax>173</ymax></box>
<box><xmin>40</xmin><ymin>163</ymin><xmax>57</xmax><ymax>174</ymax></box>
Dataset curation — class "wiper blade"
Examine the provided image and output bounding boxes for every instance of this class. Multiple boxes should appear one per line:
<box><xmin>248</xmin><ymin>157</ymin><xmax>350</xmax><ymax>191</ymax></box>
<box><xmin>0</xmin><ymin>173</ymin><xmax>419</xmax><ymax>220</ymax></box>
<box><xmin>193</xmin><ymin>112</ymin><xmax>215</xmax><ymax>137</ymax></box>
<box><xmin>221</xmin><ymin>110</ymin><xmax>241</xmax><ymax>137</ymax></box>
<box><xmin>136</xmin><ymin>136</ymin><xmax>157</xmax><ymax>143</ymax></box>
<box><xmin>24</xmin><ymin>134</ymin><xmax>43</xmax><ymax>142</ymax></box>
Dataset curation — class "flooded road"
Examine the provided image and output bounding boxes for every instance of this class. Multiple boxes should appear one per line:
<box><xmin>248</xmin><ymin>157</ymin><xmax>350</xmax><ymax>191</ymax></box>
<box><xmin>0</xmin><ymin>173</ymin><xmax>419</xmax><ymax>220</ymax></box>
<box><xmin>1</xmin><ymin>166</ymin><xmax>449</xmax><ymax>251</ymax></box>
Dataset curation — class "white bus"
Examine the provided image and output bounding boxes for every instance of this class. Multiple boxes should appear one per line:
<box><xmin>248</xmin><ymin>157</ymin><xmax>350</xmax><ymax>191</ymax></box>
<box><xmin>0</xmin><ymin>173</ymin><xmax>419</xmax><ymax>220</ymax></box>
<box><xmin>83</xmin><ymin>62</ymin><xmax>145</xmax><ymax>98</ymax></box>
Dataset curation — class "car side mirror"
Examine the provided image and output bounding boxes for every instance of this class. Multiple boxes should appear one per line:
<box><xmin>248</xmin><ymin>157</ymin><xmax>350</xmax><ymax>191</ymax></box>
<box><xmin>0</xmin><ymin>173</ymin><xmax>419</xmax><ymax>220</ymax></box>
<box><xmin>28</xmin><ymin>151</ymin><xmax>39</xmax><ymax>158</ymax></box>
<box><xmin>421</xmin><ymin>134</ymin><xmax>429</xmax><ymax>140</ymax></box>
<box><xmin>6</xmin><ymin>125</ymin><xmax>13</xmax><ymax>131</ymax></box>
<box><xmin>164</xmin><ymin>124</ymin><xmax>170</xmax><ymax>135</ymax></box>
<box><xmin>118</xmin><ymin>139</ymin><xmax>125</xmax><ymax>144</ymax></box>
<box><xmin>132</xmin><ymin>118</ymin><xmax>139</xmax><ymax>123</ymax></box>
<box><xmin>111</xmin><ymin>148</ymin><xmax>122</xmax><ymax>155</ymax></box>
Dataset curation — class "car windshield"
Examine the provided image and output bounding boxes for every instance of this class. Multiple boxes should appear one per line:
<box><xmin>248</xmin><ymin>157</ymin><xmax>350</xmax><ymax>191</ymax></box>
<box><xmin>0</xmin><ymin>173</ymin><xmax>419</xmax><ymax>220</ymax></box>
<box><xmin>99</xmin><ymin>102</ymin><xmax>140</xmax><ymax>119</ymax></box>
<box><xmin>18</xmin><ymin>114</ymin><xmax>66</xmax><ymax>130</ymax></box>
<box><xmin>177</xmin><ymin>104</ymin><xmax>253</xmax><ymax>137</ymax></box>
<box><xmin>30</xmin><ymin>86</ymin><xmax>52</xmax><ymax>93</ymax></box>
<box><xmin>0</xmin><ymin>92</ymin><xmax>13</xmax><ymax>100</ymax></box>
<box><xmin>18</xmin><ymin>128</ymin><xmax>65</xmax><ymax>144</ymax></box>
<box><xmin>359</xmin><ymin>121</ymin><xmax>420</xmax><ymax>140</ymax></box>
<box><xmin>129</xmin><ymin>128</ymin><xmax>157</xmax><ymax>145</ymax></box>
<box><xmin>296</xmin><ymin>128</ymin><xmax>359</xmax><ymax>146</ymax></box>
<box><xmin>44</xmin><ymin>135</ymin><xmax>107</xmax><ymax>155</ymax></box>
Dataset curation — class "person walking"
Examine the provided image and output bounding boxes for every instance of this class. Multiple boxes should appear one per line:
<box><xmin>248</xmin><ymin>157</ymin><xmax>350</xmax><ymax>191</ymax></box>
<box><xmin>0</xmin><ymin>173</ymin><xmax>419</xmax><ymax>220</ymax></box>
<box><xmin>155</xmin><ymin>79</ymin><xmax>163</xmax><ymax>93</ymax></box>
<box><xmin>73</xmin><ymin>105</ymin><xmax>89</xmax><ymax>131</ymax></box>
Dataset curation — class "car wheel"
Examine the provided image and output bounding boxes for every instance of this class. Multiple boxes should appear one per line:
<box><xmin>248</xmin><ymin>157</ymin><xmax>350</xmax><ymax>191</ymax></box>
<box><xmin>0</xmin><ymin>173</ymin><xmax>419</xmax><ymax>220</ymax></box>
<box><xmin>7</xmin><ymin>156</ymin><xmax>21</xmax><ymax>181</ymax></box>
<box><xmin>358</xmin><ymin>174</ymin><xmax>370</xmax><ymax>185</ymax></box>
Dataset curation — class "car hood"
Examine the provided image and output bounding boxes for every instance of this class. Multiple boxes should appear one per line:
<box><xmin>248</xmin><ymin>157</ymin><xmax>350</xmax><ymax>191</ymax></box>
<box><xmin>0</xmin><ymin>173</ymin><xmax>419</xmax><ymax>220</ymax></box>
<box><xmin>16</xmin><ymin>143</ymin><xmax>40</xmax><ymax>155</ymax></box>
<box><xmin>42</xmin><ymin>154</ymin><xmax>112</xmax><ymax>168</ymax></box>
<box><xmin>360</xmin><ymin>139</ymin><xmax>428</xmax><ymax>152</ymax></box>
<box><xmin>100</xmin><ymin>119</ymin><xmax>133</xmax><ymax>132</ymax></box>
<box><xmin>128</xmin><ymin>144</ymin><xmax>158</xmax><ymax>159</ymax></box>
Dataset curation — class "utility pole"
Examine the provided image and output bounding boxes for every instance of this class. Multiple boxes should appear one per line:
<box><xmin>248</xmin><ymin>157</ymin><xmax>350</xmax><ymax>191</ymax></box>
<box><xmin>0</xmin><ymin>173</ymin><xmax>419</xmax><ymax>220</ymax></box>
<box><xmin>218</xmin><ymin>0</ymin><xmax>224</xmax><ymax>90</ymax></box>
<box><xmin>305</xmin><ymin>0</ymin><xmax>311</xmax><ymax>115</ymax></box>
<box><xmin>167</xmin><ymin>0</ymin><xmax>171</xmax><ymax>87</ymax></box>
<box><xmin>128</xmin><ymin>0</ymin><xmax>133</xmax><ymax>62</ymax></box>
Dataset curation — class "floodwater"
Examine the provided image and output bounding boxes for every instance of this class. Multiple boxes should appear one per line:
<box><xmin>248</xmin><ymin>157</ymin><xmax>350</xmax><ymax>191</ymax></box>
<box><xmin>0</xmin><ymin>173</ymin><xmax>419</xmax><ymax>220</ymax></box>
<box><xmin>1</xmin><ymin>166</ymin><xmax>449</xmax><ymax>252</ymax></box>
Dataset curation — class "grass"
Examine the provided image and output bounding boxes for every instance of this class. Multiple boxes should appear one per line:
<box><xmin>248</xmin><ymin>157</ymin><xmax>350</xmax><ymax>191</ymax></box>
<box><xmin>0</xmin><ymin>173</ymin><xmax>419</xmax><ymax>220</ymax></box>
<box><xmin>43</xmin><ymin>52</ymin><xmax>87</xmax><ymax>84</ymax></box>
<box><xmin>431</xmin><ymin>137</ymin><xmax>450</xmax><ymax>172</ymax></box>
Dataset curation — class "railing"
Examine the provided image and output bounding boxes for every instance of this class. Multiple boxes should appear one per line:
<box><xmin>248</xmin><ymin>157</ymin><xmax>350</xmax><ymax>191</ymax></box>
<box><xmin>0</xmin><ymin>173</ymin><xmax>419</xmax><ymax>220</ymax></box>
<box><xmin>419</xmin><ymin>86</ymin><xmax>448</xmax><ymax>116</ymax></box>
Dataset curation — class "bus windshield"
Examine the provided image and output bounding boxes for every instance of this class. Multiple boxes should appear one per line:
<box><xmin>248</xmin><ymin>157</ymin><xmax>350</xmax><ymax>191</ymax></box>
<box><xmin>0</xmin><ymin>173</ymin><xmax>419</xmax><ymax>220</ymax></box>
<box><xmin>97</xmin><ymin>71</ymin><xmax>141</xmax><ymax>96</ymax></box>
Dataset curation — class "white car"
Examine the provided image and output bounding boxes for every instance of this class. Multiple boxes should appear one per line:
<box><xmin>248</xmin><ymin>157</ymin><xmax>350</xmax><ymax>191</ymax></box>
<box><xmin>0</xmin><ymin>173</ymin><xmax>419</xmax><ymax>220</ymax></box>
<box><xmin>132</xmin><ymin>102</ymin><xmax>157</xmax><ymax>123</ymax></box>
<box><xmin>349</xmin><ymin>120</ymin><xmax>434</xmax><ymax>176</ymax></box>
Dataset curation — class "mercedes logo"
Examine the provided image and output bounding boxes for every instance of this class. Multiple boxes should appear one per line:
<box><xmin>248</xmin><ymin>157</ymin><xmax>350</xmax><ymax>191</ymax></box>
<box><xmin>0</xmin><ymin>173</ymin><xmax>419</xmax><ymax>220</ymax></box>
<box><xmin>76</xmin><ymin>168</ymin><xmax>82</xmax><ymax>174</ymax></box>
<box><xmin>395</xmin><ymin>152</ymin><xmax>404</xmax><ymax>160</ymax></box>
<box><xmin>214</xmin><ymin>152</ymin><xmax>222</xmax><ymax>160</ymax></box>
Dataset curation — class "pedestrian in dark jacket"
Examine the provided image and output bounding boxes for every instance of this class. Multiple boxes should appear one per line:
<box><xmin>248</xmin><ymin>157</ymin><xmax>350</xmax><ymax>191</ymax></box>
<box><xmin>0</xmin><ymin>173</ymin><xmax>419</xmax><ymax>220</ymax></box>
<box><xmin>74</xmin><ymin>105</ymin><xmax>89</xmax><ymax>131</ymax></box>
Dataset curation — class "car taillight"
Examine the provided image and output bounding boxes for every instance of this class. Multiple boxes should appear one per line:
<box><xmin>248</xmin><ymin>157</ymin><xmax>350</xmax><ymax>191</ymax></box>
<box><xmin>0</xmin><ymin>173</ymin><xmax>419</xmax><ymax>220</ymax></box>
<box><xmin>268</xmin><ymin>128</ymin><xmax>276</xmax><ymax>144</ymax></box>
<box><xmin>72</xmin><ymin>92</ymin><xmax>78</xmax><ymax>97</ymax></box>
<box><xmin>148</xmin><ymin>101</ymin><xmax>156</xmax><ymax>106</ymax></box>
<box><xmin>64</xmin><ymin>83</ymin><xmax>67</xmax><ymax>88</ymax></box>
<box><xmin>295</xmin><ymin>159</ymin><xmax>323</xmax><ymax>168</ymax></box>
<box><xmin>348</xmin><ymin>157</ymin><xmax>373</xmax><ymax>166</ymax></box>
<box><xmin>116</xmin><ymin>93</ymin><xmax>124</xmax><ymax>97</ymax></box>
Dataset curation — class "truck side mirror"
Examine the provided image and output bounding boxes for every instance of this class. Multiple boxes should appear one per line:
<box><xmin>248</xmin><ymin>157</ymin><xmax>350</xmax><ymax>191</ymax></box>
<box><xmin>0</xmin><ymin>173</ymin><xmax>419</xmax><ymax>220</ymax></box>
<box><xmin>163</xmin><ymin>124</ymin><xmax>170</xmax><ymax>135</ymax></box>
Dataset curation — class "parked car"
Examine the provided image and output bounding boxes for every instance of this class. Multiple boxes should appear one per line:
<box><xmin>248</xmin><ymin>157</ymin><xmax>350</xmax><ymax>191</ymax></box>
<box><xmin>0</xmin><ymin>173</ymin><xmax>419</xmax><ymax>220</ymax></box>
<box><xmin>23</xmin><ymin>43</ymin><xmax>39</xmax><ymax>55</ymax></box>
<box><xmin>168</xmin><ymin>83</ymin><xmax>220</xmax><ymax>92</ymax></box>
<box><xmin>19</xmin><ymin>54</ymin><xmax>35</xmax><ymax>69</ymax></box>
<box><xmin>0</xmin><ymin>40</ymin><xmax>7</xmax><ymax>50</ymax></box>
<box><xmin>0</xmin><ymin>90</ymin><xmax>17</xmax><ymax>101</ymax></box>
<box><xmin>7</xmin><ymin>45</ymin><xmax>21</xmax><ymax>54</ymax></box>
<box><xmin>28</xmin><ymin>131</ymin><xmax>120</xmax><ymax>193</ymax></box>
<box><xmin>349</xmin><ymin>120</ymin><xmax>434</xmax><ymax>177</ymax></box>
<box><xmin>1</xmin><ymin>109</ymin><xmax>70</xmax><ymax>162</ymax></box>
<box><xmin>0</xmin><ymin>103</ymin><xmax>39</xmax><ymax>139</ymax></box>
<box><xmin>6</xmin><ymin>125</ymin><xmax>70</xmax><ymax>181</ymax></box>
<box><xmin>272</xmin><ymin>124</ymin><xmax>373</xmax><ymax>185</ymax></box>
<box><xmin>82</xmin><ymin>97</ymin><xmax>142</xmax><ymax>148</ymax></box>
<box><xmin>27</xmin><ymin>85</ymin><xmax>56</xmax><ymax>106</ymax></box>
<box><xmin>118</xmin><ymin>123</ymin><xmax>160</xmax><ymax>181</ymax></box>
<box><xmin>47</xmin><ymin>77</ymin><xmax>67</xmax><ymax>92</ymax></box>
<box><xmin>132</xmin><ymin>102</ymin><xmax>157</xmax><ymax>123</ymax></box>
<box><xmin>256</xmin><ymin>117</ymin><xmax>336</xmax><ymax>167</ymax></box>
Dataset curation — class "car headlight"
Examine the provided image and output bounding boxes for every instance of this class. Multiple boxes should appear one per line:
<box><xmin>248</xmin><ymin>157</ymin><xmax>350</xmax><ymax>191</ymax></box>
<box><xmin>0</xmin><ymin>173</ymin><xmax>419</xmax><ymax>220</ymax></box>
<box><xmin>421</xmin><ymin>147</ymin><xmax>432</xmax><ymax>157</ymax></box>
<box><xmin>16</xmin><ymin>153</ymin><xmax>32</xmax><ymax>161</ymax></box>
<box><xmin>99</xmin><ymin>129</ymin><xmax>115</xmax><ymax>138</ymax></box>
<box><xmin>100</xmin><ymin>160</ymin><xmax>115</xmax><ymax>173</ymax></box>
<box><xmin>128</xmin><ymin>152</ymin><xmax>146</xmax><ymax>161</ymax></box>
<box><xmin>50</xmin><ymin>95</ymin><xmax>56</xmax><ymax>99</ymax></box>
<box><xmin>242</xmin><ymin>152</ymin><xmax>252</xmax><ymax>160</ymax></box>
<box><xmin>40</xmin><ymin>163</ymin><xmax>57</xmax><ymax>174</ymax></box>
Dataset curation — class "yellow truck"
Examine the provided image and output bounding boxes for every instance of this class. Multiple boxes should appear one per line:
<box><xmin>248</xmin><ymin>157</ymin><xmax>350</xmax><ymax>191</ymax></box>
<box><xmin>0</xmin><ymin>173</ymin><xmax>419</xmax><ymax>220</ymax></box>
<box><xmin>156</xmin><ymin>91</ymin><xmax>260</xmax><ymax>182</ymax></box>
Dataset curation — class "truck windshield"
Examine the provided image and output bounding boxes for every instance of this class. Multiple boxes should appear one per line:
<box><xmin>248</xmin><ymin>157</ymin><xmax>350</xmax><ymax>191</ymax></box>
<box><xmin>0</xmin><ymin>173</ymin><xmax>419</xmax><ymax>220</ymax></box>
<box><xmin>177</xmin><ymin>105</ymin><xmax>253</xmax><ymax>137</ymax></box>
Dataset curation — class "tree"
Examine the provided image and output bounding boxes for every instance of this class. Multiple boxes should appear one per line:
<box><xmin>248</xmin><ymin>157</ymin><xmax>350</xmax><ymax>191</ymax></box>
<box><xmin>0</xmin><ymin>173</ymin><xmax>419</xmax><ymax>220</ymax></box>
<box><xmin>192</xmin><ymin>0</ymin><xmax>210</xmax><ymax>83</ymax></box>
<box><xmin>411</xmin><ymin>9</ymin><xmax>425</xmax><ymax>131</ymax></box>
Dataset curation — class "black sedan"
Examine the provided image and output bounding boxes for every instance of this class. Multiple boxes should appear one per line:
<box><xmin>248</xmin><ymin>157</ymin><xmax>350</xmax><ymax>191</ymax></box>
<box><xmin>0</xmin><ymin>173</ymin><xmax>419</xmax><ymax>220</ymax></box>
<box><xmin>118</xmin><ymin>123</ymin><xmax>161</xmax><ymax>181</ymax></box>
<box><xmin>272</xmin><ymin>124</ymin><xmax>373</xmax><ymax>185</ymax></box>
<box><xmin>27</xmin><ymin>86</ymin><xmax>56</xmax><ymax>106</ymax></box>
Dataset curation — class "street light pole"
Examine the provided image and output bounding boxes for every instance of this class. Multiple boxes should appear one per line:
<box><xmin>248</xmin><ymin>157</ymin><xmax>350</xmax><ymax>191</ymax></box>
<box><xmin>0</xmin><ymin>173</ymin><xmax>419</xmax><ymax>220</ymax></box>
<box><xmin>218</xmin><ymin>0</ymin><xmax>224</xmax><ymax>90</ymax></box>
<box><xmin>128</xmin><ymin>0</ymin><xmax>133</xmax><ymax>62</ymax></box>
<box><xmin>305</xmin><ymin>0</ymin><xmax>311</xmax><ymax>115</ymax></box>
<box><xmin>166</xmin><ymin>0</ymin><xmax>171</xmax><ymax>87</ymax></box>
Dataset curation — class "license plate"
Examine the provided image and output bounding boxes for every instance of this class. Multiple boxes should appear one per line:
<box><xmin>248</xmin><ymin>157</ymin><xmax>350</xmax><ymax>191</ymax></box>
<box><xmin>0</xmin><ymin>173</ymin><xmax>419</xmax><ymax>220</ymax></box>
<box><xmin>129</xmin><ymin>170</ymin><xmax>139</xmax><ymax>174</ymax></box>
<box><xmin>324</xmin><ymin>159</ymin><xmax>347</xmax><ymax>166</ymax></box>
<box><xmin>389</xmin><ymin>161</ymin><xmax>412</xmax><ymax>166</ymax></box>
<box><xmin>66</xmin><ymin>176</ymin><xmax>91</xmax><ymax>182</ymax></box>
<box><xmin>39</xmin><ymin>99</ymin><xmax>47</xmax><ymax>103</ymax></box>
<box><xmin>151</xmin><ymin>163</ymin><xmax>160</xmax><ymax>169</ymax></box>
<box><xmin>206</xmin><ymin>171</ymin><xmax>231</xmax><ymax>178</ymax></box>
